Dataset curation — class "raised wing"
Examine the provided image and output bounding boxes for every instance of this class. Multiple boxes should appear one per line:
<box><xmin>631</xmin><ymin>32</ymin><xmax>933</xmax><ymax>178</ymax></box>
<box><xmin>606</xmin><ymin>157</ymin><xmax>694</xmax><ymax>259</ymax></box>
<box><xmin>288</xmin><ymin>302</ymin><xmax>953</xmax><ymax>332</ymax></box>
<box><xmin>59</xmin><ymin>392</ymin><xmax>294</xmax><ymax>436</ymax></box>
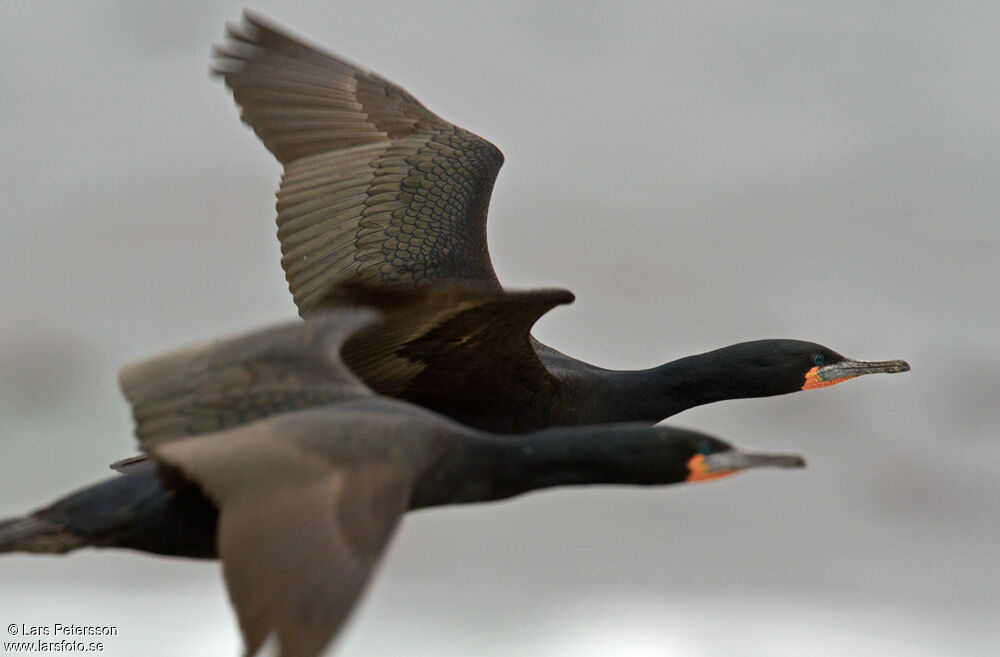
<box><xmin>154</xmin><ymin>420</ymin><xmax>410</xmax><ymax>657</ymax></box>
<box><xmin>318</xmin><ymin>283</ymin><xmax>575</xmax><ymax>432</ymax></box>
<box><xmin>118</xmin><ymin>309</ymin><xmax>381</xmax><ymax>451</ymax></box>
<box><xmin>214</xmin><ymin>11</ymin><xmax>505</xmax><ymax>314</ymax></box>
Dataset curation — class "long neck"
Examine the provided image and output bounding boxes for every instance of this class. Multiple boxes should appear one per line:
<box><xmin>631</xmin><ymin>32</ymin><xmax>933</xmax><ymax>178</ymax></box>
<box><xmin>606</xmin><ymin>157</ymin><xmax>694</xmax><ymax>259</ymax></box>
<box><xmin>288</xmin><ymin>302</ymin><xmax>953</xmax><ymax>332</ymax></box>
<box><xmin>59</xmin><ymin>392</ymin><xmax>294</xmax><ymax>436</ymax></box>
<box><xmin>410</xmin><ymin>424</ymin><xmax>685</xmax><ymax>509</ymax></box>
<box><xmin>598</xmin><ymin>352</ymin><xmax>742</xmax><ymax>424</ymax></box>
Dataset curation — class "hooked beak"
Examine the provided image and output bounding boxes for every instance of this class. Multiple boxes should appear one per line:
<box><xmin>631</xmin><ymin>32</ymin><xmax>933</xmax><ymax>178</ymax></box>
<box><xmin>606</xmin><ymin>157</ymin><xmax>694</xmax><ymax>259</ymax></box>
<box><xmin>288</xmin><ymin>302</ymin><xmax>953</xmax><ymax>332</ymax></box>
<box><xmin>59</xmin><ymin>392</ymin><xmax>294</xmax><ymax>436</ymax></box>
<box><xmin>817</xmin><ymin>358</ymin><xmax>910</xmax><ymax>381</ymax></box>
<box><xmin>687</xmin><ymin>449</ymin><xmax>806</xmax><ymax>482</ymax></box>
<box><xmin>803</xmin><ymin>358</ymin><xmax>910</xmax><ymax>390</ymax></box>
<box><xmin>704</xmin><ymin>449</ymin><xmax>806</xmax><ymax>473</ymax></box>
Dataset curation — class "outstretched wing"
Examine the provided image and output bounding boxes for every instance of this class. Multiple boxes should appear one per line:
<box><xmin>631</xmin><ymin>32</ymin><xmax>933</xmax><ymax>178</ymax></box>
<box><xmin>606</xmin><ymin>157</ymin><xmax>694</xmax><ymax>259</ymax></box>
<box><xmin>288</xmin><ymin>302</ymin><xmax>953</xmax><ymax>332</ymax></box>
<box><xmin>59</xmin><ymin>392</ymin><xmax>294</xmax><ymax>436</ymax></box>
<box><xmin>319</xmin><ymin>283</ymin><xmax>575</xmax><ymax>432</ymax></box>
<box><xmin>154</xmin><ymin>420</ymin><xmax>410</xmax><ymax>657</ymax></box>
<box><xmin>118</xmin><ymin>309</ymin><xmax>381</xmax><ymax>451</ymax></box>
<box><xmin>214</xmin><ymin>11</ymin><xmax>505</xmax><ymax>314</ymax></box>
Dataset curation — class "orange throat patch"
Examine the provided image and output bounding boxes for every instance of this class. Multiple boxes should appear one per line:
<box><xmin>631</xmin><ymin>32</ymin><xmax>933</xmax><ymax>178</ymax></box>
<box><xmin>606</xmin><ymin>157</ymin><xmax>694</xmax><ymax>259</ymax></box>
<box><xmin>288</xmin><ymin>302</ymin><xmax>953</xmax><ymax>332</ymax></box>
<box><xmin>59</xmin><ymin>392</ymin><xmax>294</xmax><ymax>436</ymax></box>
<box><xmin>801</xmin><ymin>366</ymin><xmax>852</xmax><ymax>390</ymax></box>
<box><xmin>685</xmin><ymin>453</ymin><xmax>737</xmax><ymax>482</ymax></box>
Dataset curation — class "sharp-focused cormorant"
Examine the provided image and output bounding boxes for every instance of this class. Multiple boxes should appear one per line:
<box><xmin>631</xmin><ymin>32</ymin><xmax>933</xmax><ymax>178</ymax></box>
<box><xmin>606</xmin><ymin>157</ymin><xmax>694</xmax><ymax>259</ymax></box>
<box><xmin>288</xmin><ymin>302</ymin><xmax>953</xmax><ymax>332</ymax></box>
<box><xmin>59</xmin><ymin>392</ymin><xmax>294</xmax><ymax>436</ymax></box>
<box><xmin>212</xmin><ymin>13</ymin><xmax>909</xmax><ymax>433</ymax></box>
<box><xmin>0</xmin><ymin>309</ymin><xmax>804</xmax><ymax>657</ymax></box>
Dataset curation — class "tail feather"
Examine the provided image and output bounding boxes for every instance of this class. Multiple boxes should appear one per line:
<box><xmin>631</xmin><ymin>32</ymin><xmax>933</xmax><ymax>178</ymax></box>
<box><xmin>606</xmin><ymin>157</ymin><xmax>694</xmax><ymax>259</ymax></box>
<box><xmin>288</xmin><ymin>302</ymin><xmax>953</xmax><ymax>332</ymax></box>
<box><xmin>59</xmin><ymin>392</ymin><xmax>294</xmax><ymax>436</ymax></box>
<box><xmin>0</xmin><ymin>515</ymin><xmax>85</xmax><ymax>554</ymax></box>
<box><xmin>0</xmin><ymin>463</ymin><xmax>218</xmax><ymax>558</ymax></box>
<box><xmin>109</xmin><ymin>454</ymin><xmax>150</xmax><ymax>473</ymax></box>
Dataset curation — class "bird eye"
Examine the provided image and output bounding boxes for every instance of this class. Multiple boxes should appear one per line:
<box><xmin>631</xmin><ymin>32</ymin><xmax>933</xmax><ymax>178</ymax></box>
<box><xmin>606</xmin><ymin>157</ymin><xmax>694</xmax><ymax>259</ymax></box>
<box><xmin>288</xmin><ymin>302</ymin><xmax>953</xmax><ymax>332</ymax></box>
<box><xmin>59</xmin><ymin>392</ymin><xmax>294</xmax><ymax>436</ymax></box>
<box><xmin>697</xmin><ymin>440</ymin><xmax>711</xmax><ymax>455</ymax></box>
<box><xmin>812</xmin><ymin>354</ymin><xmax>825</xmax><ymax>367</ymax></box>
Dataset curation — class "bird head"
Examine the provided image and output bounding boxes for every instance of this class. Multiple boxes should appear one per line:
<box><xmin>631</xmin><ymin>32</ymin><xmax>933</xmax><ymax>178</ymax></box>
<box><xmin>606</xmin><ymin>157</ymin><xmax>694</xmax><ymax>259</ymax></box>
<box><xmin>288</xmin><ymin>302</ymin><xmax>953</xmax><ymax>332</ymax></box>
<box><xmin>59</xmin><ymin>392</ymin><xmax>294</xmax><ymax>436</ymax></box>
<box><xmin>696</xmin><ymin>339</ymin><xmax>910</xmax><ymax>398</ymax></box>
<box><xmin>642</xmin><ymin>426</ymin><xmax>806</xmax><ymax>484</ymax></box>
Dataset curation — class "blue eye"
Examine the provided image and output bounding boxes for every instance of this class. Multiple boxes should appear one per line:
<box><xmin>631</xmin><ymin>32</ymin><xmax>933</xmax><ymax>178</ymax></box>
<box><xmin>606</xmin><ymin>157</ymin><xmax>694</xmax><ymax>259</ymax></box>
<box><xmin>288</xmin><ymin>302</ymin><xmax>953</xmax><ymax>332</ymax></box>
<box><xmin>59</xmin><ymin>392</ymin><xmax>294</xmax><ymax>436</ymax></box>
<box><xmin>813</xmin><ymin>354</ymin><xmax>825</xmax><ymax>367</ymax></box>
<box><xmin>697</xmin><ymin>440</ymin><xmax>711</xmax><ymax>455</ymax></box>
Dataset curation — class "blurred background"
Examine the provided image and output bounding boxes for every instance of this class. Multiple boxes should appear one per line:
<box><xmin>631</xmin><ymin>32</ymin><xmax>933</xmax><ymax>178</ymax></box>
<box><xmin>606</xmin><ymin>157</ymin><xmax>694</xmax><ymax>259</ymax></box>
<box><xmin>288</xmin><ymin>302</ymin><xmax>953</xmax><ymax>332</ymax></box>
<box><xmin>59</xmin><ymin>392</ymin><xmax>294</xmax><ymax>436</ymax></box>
<box><xmin>1</xmin><ymin>2</ymin><xmax>997</xmax><ymax>655</ymax></box>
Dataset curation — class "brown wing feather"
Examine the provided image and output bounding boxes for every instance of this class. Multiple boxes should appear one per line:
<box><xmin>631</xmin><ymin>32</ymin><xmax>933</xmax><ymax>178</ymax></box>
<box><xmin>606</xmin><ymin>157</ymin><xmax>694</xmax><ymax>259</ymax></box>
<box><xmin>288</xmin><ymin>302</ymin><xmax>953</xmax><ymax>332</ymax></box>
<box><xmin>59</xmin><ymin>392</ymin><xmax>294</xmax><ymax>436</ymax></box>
<box><xmin>319</xmin><ymin>284</ymin><xmax>575</xmax><ymax>432</ymax></box>
<box><xmin>154</xmin><ymin>421</ymin><xmax>410</xmax><ymax>657</ymax></box>
<box><xmin>215</xmin><ymin>12</ymin><xmax>504</xmax><ymax>312</ymax></box>
<box><xmin>118</xmin><ymin>309</ymin><xmax>381</xmax><ymax>451</ymax></box>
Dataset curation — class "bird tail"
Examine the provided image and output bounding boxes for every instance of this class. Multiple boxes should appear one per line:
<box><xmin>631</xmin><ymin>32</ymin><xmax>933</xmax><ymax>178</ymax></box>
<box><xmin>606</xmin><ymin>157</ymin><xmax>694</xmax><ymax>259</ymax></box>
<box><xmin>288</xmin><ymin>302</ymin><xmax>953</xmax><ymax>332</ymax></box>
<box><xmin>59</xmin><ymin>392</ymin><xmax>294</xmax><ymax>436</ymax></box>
<box><xmin>0</xmin><ymin>462</ymin><xmax>217</xmax><ymax>558</ymax></box>
<box><xmin>0</xmin><ymin>514</ymin><xmax>85</xmax><ymax>554</ymax></box>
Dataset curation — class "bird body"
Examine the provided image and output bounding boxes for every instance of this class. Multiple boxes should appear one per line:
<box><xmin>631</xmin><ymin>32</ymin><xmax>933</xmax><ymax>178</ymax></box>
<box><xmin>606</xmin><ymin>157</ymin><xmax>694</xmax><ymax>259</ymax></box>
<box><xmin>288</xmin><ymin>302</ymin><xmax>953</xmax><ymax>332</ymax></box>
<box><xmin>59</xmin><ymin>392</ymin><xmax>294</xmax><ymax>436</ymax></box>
<box><xmin>0</xmin><ymin>308</ymin><xmax>805</xmax><ymax>657</ymax></box>
<box><xmin>214</xmin><ymin>14</ymin><xmax>910</xmax><ymax>434</ymax></box>
<box><xmin>0</xmin><ymin>12</ymin><xmax>911</xmax><ymax>656</ymax></box>
<box><xmin>334</xmin><ymin>283</ymin><xmax>909</xmax><ymax>432</ymax></box>
<box><xmin>0</xmin><ymin>398</ymin><xmax>788</xmax><ymax>558</ymax></box>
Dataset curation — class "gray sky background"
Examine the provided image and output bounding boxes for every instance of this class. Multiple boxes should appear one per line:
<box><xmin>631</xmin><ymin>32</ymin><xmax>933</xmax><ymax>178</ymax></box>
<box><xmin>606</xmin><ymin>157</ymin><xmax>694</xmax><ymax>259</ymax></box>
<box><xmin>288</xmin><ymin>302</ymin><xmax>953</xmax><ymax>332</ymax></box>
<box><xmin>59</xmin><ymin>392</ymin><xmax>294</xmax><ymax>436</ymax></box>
<box><xmin>1</xmin><ymin>2</ymin><xmax>998</xmax><ymax>656</ymax></box>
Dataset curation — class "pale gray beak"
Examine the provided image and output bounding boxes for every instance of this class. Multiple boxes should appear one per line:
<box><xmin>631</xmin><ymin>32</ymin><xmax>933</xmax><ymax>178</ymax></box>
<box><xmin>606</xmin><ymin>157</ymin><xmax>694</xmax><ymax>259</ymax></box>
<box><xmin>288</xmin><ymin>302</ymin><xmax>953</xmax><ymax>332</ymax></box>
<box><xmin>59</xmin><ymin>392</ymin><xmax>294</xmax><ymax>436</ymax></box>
<box><xmin>818</xmin><ymin>358</ymin><xmax>910</xmax><ymax>381</ymax></box>
<box><xmin>703</xmin><ymin>450</ymin><xmax>806</xmax><ymax>473</ymax></box>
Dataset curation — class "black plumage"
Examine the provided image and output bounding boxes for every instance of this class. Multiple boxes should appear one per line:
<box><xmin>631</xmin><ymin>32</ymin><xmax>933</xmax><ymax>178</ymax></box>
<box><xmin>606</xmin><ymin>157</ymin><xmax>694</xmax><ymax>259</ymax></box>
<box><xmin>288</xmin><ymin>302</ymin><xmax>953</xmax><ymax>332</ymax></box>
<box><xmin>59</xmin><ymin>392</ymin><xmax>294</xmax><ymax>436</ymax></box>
<box><xmin>215</xmin><ymin>13</ymin><xmax>909</xmax><ymax>433</ymax></box>
<box><xmin>0</xmin><ymin>308</ymin><xmax>804</xmax><ymax>657</ymax></box>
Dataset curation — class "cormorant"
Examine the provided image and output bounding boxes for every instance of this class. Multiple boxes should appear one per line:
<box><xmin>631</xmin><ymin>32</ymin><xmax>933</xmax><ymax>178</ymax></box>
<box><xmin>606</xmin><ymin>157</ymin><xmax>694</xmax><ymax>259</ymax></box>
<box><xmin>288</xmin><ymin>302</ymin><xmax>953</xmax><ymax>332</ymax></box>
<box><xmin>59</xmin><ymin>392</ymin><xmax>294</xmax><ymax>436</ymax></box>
<box><xmin>0</xmin><ymin>308</ymin><xmax>804</xmax><ymax>657</ymax></box>
<box><xmin>212</xmin><ymin>13</ymin><xmax>909</xmax><ymax>433</ymax></box>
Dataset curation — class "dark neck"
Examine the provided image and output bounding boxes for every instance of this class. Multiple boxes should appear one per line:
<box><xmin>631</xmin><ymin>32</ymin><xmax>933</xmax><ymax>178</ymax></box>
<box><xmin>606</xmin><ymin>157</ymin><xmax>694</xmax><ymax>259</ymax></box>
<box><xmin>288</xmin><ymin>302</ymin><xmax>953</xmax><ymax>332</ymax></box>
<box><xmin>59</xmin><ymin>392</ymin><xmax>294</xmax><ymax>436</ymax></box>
<box><xmin>410</xmin><ymin>425</ymin><xmax>686</xmax><ymax>509</ymax></box>
<box><xmin>602</xmin><ymin>350</ymin><xmax>773</xmax><ymax>423</ymax></box>
<box><xmin>584</xmin><ymin>356</ymin><xmax>728</xmax><ymax>423</ymax></box>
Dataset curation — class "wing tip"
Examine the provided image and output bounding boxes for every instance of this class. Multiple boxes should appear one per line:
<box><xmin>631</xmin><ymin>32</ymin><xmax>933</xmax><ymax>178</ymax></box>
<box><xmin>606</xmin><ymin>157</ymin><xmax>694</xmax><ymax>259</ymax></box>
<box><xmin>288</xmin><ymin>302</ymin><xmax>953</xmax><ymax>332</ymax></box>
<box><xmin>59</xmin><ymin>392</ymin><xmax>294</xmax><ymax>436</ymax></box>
<box><xmin>214</xmin><ymin>9</ymin><xmax>362</xmax><ymax>74</ymax></box>
<box><xmin>538</xmin><ymin>287</ymin><xmax>575</xmax><ymax>306</ymax></box>
<box><xmin>498</xmin><ymin>286</ymin><xmax>575</xmax><ymax>309</ymax></box>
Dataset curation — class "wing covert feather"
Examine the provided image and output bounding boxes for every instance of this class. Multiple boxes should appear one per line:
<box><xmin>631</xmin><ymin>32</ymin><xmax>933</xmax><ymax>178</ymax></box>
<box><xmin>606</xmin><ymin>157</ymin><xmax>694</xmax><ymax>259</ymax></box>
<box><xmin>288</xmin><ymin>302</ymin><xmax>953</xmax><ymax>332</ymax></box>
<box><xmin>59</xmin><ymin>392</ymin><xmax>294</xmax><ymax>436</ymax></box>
<box><xmin>118</xmin><ymin>309</ymin><xmax>381</xmax><ymax>450</ymax></box>
<box><xmin>316</xmin><ymin>284</ymin><xmax>574</xmax><ymax>430</ymax></box>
